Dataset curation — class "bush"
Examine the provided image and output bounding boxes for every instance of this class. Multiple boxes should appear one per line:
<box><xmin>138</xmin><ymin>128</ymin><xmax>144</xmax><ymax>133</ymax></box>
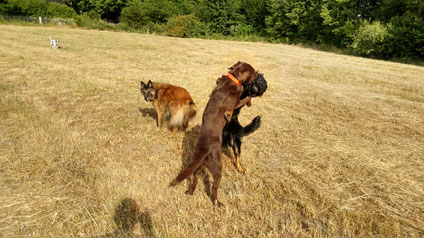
<box><xmin>350</xmin><ymin>21</ymin><xmax>391</xmax><ymax>58</ymax></box>
<box><xmin>231</xmin><ymin>23</ymin><xmax>254</xmax><ymax>36</ymax></box>
<box><xmin>46</xmin><ymin>2</ymin><xmax>76</xmax><ymax>18</ymax></box>
<box><xmin>120</xmin><ymin>5</ymin><xmax>148</xmax><ymax>29</ymax></box>
<box><xmin>162</xmin><ymin>14</ymin><xmax>207</xmax><ymax>38</ymax></box>
<box><xmin>75</xmin><ymin>11</ymin><xmax>100</xmax><ymax>28</ymax></box>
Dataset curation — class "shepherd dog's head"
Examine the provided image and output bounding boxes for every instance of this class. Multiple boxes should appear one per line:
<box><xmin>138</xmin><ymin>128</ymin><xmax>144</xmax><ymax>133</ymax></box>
<box><xmin>140</xmin><ymin>80</ymin><xmax>157</xmax><ymax>102</ymax></box>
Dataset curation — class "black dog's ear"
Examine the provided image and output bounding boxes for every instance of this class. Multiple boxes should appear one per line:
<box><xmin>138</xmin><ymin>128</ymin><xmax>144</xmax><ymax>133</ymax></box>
<box><xmin>140</xmin><ymin>81</ymin><xmax>146</xmax><ymax>89</ymax></box>
<box><xmin>228</xmin><ymin>61</ymin><xmax>242</xmax><ymax>70</ymax></box>
<box><xmin>147</xmin><ymin>80</ymin><xmax>153</xmax><ymax>88</ymax></box>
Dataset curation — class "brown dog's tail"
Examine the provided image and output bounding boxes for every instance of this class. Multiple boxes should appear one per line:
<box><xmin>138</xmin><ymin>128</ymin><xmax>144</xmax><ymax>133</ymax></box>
<box><xmin>169</xmin><ymin>150</ymin><xmax>208</xmax><ymax>187</ymax></box>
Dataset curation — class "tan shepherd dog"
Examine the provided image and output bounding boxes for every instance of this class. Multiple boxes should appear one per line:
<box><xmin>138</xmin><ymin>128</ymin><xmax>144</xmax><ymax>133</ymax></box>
<box><xmin>140</xmin><ymin>80</ymin><xmax>197</xmax><ymax>134</ymax></box>
<box><xmin>169</xmin><ymin>62</ymin><xmax>257</xmax><ymax>206</ymax></box>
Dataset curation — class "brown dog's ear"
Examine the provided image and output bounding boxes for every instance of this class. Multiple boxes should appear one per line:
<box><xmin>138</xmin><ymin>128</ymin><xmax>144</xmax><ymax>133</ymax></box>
<box><xmin>216</xmin><ymin>76</ymin><xmax>223</xmax><ymax>85</ymax></box>
<box><xmin>228</xmin><ymin>61</ymin><xmax>242</xmax><ymax>70</ymax></box>
<box><xmin>141</xmin><ymin>81</ymin><xmax>146</xmax><ymax>89</ymax></box>
<box><xmin>230</xmin><ymin>62</ymin><xmax>257</xmax><ymax>84</ymax></box>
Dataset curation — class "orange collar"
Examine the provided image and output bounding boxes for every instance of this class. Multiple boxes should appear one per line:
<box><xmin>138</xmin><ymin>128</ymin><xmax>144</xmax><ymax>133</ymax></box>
<box><xmin>227</xmin><ymin>73</ymin><xmax>241</xmax><ymax>86</ymax></box>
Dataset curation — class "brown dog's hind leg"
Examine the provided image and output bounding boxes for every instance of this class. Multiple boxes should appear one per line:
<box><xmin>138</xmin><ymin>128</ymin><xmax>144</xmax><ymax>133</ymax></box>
<box><xmin>206</xmin><ymin>150</ymin><xmax>223</xmax><ymax>206</ymax></box>
<box><xmin>185</xmin><ymin>167</ymin><xmax>201</xmax><ymax>195</ymax></box>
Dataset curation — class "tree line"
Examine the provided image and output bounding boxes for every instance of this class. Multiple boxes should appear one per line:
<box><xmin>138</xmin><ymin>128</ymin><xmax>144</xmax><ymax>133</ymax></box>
<box><xmin>1</xmin><ymin>0</ymin><xmax>423</xmax><ymax>60</ymax></box>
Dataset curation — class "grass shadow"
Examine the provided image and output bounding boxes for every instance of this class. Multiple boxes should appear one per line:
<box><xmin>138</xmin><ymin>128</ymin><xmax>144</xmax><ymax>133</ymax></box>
<box><xmin>101</xmin><ymin>198</ymin><xmax>156</xmax><ymax>238</ymax></box>
<box><xmin>180</xmin><ymin>125</ymin><xmax>211</xmax><ymax>197</ymax></box>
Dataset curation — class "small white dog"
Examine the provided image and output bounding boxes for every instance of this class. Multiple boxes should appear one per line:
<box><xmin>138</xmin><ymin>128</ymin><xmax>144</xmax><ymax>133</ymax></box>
<box><xmin>49</xmin><ymin>35</ymin><xmax>59</xmax><ymax>49</ymax></box>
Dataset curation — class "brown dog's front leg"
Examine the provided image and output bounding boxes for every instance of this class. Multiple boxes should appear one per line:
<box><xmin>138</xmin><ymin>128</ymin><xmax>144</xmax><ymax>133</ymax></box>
<box><xmin>234</xmin><ymin>97</ymin><xmax>251</xmax><ymax>109</ymax></box>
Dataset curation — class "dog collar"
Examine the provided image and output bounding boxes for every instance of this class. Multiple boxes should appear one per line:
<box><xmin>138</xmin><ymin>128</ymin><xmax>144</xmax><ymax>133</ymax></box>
<box><xmin>227</xmin><ymin>73</ymin><xmax>241</xmax><ymax>86</ymax></box>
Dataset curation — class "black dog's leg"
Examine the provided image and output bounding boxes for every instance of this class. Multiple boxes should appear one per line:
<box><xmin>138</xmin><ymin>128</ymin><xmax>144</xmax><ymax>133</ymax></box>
<box><xmin>233</xmin><ymin>137</ymin><xmax>245</xmax><ymax>173</ymax></box>
<box><xmin>241</xmin><ymin>116</ymin><xmax>261</xmax><ymax>136</ymax></box>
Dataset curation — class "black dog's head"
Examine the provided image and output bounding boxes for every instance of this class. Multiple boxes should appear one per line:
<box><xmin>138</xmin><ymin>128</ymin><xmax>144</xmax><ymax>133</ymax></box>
<box><xmin>241</xmin><ymin>73</ymin><xmax>267</xmax><ymax>99</ymax></box>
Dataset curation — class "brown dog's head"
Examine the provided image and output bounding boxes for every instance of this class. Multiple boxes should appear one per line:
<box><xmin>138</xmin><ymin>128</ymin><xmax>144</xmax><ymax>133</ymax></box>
<box><xmin>140</xmin><ymin>80</ymin><xmax>157</xmax><ymax>102</ymax></box>
<box><xmin>228</xmin><ymin>61</ymin><xmax>258</xmax><ymax>85</ymax></box>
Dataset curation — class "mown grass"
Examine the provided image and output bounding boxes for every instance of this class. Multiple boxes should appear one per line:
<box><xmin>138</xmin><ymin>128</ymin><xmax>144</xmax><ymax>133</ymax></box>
<box><xmin>0</xmin><ymin>24</ymin><xmax>423</xmax><ymax>237</ymax></box>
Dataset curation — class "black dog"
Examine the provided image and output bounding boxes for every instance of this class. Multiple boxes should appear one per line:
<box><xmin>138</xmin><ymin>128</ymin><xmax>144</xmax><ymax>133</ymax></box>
<box><xmin>222</xmin><ymin>73</ymin><xmax>267</xmax><ymax>173</ymax></box>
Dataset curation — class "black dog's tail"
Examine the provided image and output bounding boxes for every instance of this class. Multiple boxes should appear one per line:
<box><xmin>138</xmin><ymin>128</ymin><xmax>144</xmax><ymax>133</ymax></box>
<box><xmin>241</xmin><ymin>116</ymin><xmax>261</xmax><ymax>137</ymax></box>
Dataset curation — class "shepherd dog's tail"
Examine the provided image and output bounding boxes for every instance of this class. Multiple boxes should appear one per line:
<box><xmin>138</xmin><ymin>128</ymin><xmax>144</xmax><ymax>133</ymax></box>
<box><xmin>170</xmin><ymin>101</ymin><xmax>197</xmax><ymax>129</ymax></box>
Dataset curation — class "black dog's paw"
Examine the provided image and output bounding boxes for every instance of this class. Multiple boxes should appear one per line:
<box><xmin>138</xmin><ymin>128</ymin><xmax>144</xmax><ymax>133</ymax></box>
<box><xmin>252</xmin><ymin>116</ymin><xmax>261</xmax><ymax>126</ymax></box>
<box><xmin>242</xmin><ymin>116</ymin><xmax>261</xmax><ymax>136</ymax></box>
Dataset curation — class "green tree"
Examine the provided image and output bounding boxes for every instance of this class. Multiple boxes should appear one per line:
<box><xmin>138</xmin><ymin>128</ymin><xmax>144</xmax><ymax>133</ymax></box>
<box><xmin>239</xmin><ymin>0</ymin><xmax>268</xmax><ymax>33</ymax></box>
<box><xmin>4</xmin><ymin>0</ymin><xmax>47</xmax><ymax>16</ymax></box>
<box><xmin>376</xmin><ymin>0</ymin><xmax>424</xmax><ymax>58</ymax></box>
<box><xmin>194</xmin><ymin>0</ymin><xmax>245</xmax><ymax>35</ymax></box>
<box><xmin>119</xmin><ymin>4</ymin><xmax>148</xmax><ymax>28</ymax></box>
<box><xmin>318</xmin><ymin>0</ymin><xmax>358</xmax><ymax>46</ymax></box>
<box><xmin>265</xmin><ymin>0</ymin><xmax>323</xmax><ymax>42</ymax></box>
<box><xmin>46</xmin><ymin>2</ymin><xmax>76</xmax><ymax>18</ymax></box>
<box><xmin>92</xmin><ymin>0</ymin><xmax>127</xmax><ymax>22</ymax></box>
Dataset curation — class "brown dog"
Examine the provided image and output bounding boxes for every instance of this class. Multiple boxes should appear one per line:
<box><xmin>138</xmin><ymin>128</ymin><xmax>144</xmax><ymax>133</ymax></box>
<box><xmin>169</xmin><ymin>62</ymin><xmax>258</xmax><ymax>206</ymax></box>
<box><xmin>140</xmin><ymin>80</ymin><xmax>197</xmax><ymax>134</ymax></box>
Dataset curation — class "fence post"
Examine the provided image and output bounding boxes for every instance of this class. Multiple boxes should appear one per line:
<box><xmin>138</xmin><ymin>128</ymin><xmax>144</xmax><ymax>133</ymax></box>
<box><xmin>39</xmin><ymin>16</ymin><xmax>42</xmax><ymax>24</ymax></box>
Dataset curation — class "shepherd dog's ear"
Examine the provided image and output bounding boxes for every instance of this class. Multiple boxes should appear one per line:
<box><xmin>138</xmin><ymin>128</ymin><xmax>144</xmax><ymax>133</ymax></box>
<box><xmin>228</xmin><ymin>61</ymin><xmax>242</xmax><ymax>70</ymax></box>
<box><xmin>147</xmin><ymin>80</ymin><xmax>153</xmax><ymax>88</ymax></box>
<box><xmin>140</xmin><ymin>81</ymin><xmax>146</xmax><ymax>89</ymax></box>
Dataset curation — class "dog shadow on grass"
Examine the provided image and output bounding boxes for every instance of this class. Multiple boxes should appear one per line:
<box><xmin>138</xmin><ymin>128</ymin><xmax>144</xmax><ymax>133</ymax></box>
<box><xmin>180</xmin><ymin>125</ymin><xmax>211</xmax><ymax>197</ymax></box>
<box><xmin>139</xmin><ymin>108</ymin><xmax>157</xmax><ymax>121</ymax></box>
<box><xmin>101</xmin><ymin>198</ymin><xmax>156</xmax><ymax>238</ymax></box>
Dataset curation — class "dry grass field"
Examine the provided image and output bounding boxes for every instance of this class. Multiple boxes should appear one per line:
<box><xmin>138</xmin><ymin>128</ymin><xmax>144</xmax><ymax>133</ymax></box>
<box><xmin>1</xmin><ymin>24</ymin><xmax>423</xmax><ymax>237</ymax></box>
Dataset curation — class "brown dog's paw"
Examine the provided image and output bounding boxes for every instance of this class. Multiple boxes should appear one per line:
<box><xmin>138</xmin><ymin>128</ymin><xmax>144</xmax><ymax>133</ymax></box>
<box><xmin>214</xmin><ymin>200</ymin><xmax>224</xmax><ymax>207</ymax></box>
<box><xmin>224</xmin><ymin>111</ymin><xmax>233</xmax><ymax>121</ymax></box>
<box><xmin>246</xmin><ymin>97</ymin><xmax>252</xmax><ymax>107</ymax></box>
<box><xmin>169</xmin><ymin>180</ymin><xmax>178</xmax><ymax>187</ymax></box>
<box><xmin>185</xmin><ymin>189</ymin><xmax>194</xmax><ymax>195</ymax></box>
